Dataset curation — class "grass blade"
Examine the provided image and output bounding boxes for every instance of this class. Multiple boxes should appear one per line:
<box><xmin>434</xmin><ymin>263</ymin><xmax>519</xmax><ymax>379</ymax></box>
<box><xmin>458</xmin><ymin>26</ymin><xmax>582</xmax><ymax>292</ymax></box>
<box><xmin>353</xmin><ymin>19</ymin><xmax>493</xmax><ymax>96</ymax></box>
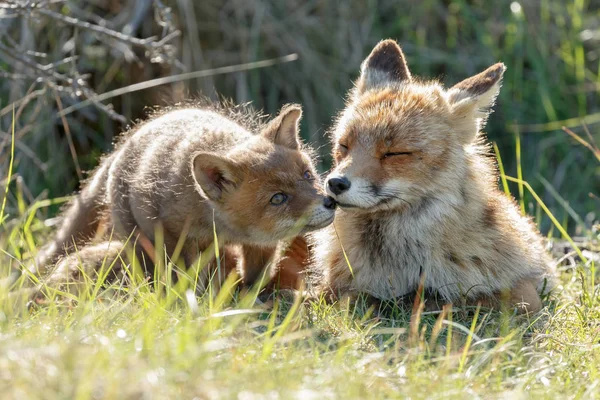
<box><xmin>0</xmin><ymin>105</ymin><xmax>16</xmax><ymax>226</ymax></box>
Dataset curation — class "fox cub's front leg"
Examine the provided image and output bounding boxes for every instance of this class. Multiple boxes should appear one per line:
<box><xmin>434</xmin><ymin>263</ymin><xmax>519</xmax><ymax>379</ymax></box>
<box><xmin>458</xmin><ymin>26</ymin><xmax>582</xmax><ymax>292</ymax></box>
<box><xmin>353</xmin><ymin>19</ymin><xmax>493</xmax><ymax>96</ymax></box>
<box><xmin>239</xmin><ymin>245</ymin><xmax>277</xmax><ymax>287</ymax></box>
<box><xmin>272</xmin><ymin>236</ymin><xmax>311</xmax><ymax>290</ymax></box>
<box><xmin>240</xmin><ymin>238</ymin><xmax>312</xmax><ymax>290</ymax></box>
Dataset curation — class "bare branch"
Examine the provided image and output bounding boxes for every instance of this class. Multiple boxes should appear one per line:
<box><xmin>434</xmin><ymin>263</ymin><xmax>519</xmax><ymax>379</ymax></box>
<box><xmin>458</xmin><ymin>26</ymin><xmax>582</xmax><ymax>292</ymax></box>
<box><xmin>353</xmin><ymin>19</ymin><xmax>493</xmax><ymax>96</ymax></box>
<box><xmin>0</xmin><ymin>1</ymin><xmax>64</xmax><ymax>10</ymax></box>
<box><xmin>0</xmin><ymin>42</ymin><xmax>127</xmax><ymax>122</ymax></box>
<box><xmin>57</xmin><ymin>54</ymin><xmax>300</xmax><ymax>118</ymax></box>
<box><xmin>29</xmin><ymin>7</ymin><xmax>180</xmax><ymax>65</ymax></box>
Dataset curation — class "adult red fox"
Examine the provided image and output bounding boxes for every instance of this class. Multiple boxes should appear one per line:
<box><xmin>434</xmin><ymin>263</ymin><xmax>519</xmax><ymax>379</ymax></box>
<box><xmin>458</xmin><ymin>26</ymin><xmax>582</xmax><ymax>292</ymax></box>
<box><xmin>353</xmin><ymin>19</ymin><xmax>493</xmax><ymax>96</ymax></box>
<box><xmin>312</xmin><ymin>40</ymin><xmax>555</xmax><ymax>313</ymax></box>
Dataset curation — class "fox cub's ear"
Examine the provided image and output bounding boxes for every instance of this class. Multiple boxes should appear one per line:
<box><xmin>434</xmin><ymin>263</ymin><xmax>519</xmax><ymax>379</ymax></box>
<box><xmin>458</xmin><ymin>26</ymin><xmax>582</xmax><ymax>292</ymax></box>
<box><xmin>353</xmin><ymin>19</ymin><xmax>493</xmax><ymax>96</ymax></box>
<box><xmin>357</xmin><ymin>39</ymin><xmax>411</xmax><ymax>94</ymax></box>
<box><xmin>192</xmin><ymin>153</ymin><xmax>240</xmax><ymax>202</ymax></box>
<box><xmin>448</xmin><ymin>63</ymin><xmax>506</xmax><ymax>119</ymax></box>
<box><xmin>262</xmin><ymin>104</ymin><xmax>302</xmax><ymax>150</ymax></box>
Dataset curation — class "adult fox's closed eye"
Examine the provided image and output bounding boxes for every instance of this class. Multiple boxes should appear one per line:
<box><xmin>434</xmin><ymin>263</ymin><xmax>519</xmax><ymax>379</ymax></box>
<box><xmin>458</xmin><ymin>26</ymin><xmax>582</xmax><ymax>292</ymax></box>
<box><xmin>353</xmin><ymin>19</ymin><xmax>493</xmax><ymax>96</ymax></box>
<box><xmin>312</xmin><ymin>39</ymin><xmax>556</xmax><ymax>313</ymax></box>
<box><xmin>9</xmin><ymin>101</ymin><xmax>336</xmax><ymax>299</ymax></box>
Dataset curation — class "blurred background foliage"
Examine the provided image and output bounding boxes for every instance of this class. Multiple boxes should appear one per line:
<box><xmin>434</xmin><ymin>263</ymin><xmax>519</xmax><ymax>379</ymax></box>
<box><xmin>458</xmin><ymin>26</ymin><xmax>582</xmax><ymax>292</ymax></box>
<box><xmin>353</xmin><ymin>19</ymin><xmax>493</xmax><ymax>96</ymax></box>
<box><xmin>0</xmin><ymin>0</ymin><xmax>599</xmax><ymax>235</ymax></box>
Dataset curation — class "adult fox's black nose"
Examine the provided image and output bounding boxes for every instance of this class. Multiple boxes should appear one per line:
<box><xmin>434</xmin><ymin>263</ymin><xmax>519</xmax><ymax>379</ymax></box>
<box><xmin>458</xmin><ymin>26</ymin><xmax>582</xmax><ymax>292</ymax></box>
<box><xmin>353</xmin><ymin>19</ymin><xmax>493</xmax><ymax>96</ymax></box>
<box><xmin>323</xmin><ymin>196</ymin><xmax>337</xmax><ymax>210</ymax></box>
<box><xmin>327</xmin><ymin>177</ymin><xmax>351</xmax><ymax>195</ymax></box>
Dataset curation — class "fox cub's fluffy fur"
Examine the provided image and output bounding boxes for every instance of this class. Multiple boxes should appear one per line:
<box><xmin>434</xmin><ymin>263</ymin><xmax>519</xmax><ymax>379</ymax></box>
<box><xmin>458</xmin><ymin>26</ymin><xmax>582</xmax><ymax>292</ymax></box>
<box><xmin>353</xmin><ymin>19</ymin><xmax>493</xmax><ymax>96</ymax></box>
<box><xmin>20</xmin><ymin>102</ymin><xmax>335</xmax><ymax>295</ymax></box>
<box><xmin>312</xmin><ymin>40</ymin><xmax>555</xmax><ymax>312</ymax></box>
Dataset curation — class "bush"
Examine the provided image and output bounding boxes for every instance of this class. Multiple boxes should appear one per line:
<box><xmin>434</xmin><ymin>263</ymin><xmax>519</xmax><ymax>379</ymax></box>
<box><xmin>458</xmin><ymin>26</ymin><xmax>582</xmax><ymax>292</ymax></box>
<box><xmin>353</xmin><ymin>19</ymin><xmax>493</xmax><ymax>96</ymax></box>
<box><xmin>0</xmin><ymin>0</ymin><xmax>598</xmax><ymax>234</ymax></box>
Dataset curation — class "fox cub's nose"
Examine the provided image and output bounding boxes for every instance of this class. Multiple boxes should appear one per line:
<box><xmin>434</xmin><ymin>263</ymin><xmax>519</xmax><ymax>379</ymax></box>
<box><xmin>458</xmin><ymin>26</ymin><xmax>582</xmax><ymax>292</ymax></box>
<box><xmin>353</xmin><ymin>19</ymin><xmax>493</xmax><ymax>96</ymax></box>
<box><xmin>323</xmin><ymin>196</ymin><xmax>337</xmax><ymax>210</ymax></box>
<box><xmin>327</xmin><ymin>177</ymin><xmax>351</xmax><ymax>195</ymax></box>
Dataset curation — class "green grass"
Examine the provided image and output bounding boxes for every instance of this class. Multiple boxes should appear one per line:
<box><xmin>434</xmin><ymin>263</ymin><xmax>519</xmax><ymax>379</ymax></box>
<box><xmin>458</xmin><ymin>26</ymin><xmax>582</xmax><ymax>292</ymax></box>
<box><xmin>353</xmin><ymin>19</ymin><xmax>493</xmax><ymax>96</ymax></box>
<box><xmin>0</xmin><ymin>138</ymin><xmax>598</xmax><ymax>399</ymax></box>
<box><xmin>0</xmin><ymin>245</ymin><xmax>597</xmax><ymax>399</ymax></box>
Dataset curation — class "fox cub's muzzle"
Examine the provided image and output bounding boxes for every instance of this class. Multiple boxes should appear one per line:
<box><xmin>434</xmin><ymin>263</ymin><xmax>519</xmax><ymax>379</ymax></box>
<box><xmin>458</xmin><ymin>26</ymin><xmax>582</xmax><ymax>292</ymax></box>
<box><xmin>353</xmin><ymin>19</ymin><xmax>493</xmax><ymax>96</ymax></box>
<box><xmin>299</xmin><ymin>194</ymin><xmax>337</xmax><ymax>234</ymax></box>
<box><xmin>322</xmin><ymin>196</ymin><xmax>337</xmax><ymax>210</ymax></box>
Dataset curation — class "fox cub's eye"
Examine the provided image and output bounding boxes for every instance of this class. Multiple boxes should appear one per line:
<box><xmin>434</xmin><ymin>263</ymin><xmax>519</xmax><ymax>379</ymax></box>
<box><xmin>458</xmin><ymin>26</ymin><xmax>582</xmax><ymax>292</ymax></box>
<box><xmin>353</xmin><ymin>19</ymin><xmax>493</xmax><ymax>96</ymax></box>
<box><xmin>270</xmin><ymin>193</ymin><xmax>288</xmax><ymax>206</ymax></box>
<box><xmin>303</xmin><ymin>170</ymin><xmax>313</xmax><ymax>180</ymax></box>
<box><xmin>381</xmin><ymin>151</ymin><xmax>413</xmax><ymax>160</ymax></box>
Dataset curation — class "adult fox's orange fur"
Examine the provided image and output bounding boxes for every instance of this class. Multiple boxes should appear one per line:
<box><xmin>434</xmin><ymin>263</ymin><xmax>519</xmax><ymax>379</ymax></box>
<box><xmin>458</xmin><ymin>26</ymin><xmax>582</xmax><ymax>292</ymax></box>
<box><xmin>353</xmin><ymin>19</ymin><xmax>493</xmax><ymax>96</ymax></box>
<box><xmin>8</xmin><ymin>102</ymin><xmax>336</xmax><ymax>297</ymax></box>
<box><xmin>312</xmin><ymin>40</ymin><xmax>555</xmax><ymax>313</ymax></box>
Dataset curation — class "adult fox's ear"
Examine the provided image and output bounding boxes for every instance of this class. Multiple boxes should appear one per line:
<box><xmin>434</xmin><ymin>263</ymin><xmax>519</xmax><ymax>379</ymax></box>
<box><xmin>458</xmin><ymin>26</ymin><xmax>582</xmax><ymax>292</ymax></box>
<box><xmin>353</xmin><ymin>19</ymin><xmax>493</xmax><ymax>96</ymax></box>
<box><xmin>192</xmin><ymin>152</ymin><xmax>240</xmax><ymax>202</ymax></box>
<box><xmin>448</xmin><ymin>63</ymin><xmax>506</xmax><ymax>143</ymax></box>
<box><xmin>262</xmin><ymin>104</ymin><xmax>302</xmax><ymax>150</ymax></box>
<box><xmin>448</xmin><ymin>63</ymin><xmax>506</xmax><ymax>117</ymax></box>
<box><xmin>356</xmin><ymin>39</ymin><xmax>411</xmax><ymax>94</ymax></box>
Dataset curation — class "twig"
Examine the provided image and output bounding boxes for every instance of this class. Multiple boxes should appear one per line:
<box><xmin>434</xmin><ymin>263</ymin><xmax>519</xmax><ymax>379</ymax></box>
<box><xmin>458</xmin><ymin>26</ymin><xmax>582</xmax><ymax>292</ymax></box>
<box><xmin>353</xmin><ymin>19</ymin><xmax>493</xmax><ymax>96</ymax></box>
<box><xmin>582</xmin><ymin>122</ymin><xmax>600</xmax><ymax>152</ymax></box>
<box><xmin>57</xmin><ymin>53</ymin><xmax>300</xmax><ymax>118</ymax></box>
<box><xmin>0</xmin><ymin>42</ymin><xmax>74</xmax><ymax>86</ymax></box>
<box><xmin>41</xmin><ymin>55</ymin><xmax>79</xmax><ymax>71</ymax></box>
<box><xmin>0</xmin><ymin>1</ymin><xmax>64</xmax><ymax>10</ymax></box>
<box><xmin>515</xmin><ymin>113</ymin><xmax>600</xmax><ymax>132</ymax></box>
<box><xmin>0</xmin><ymin>70</ymin><xmax>31</xmax><ymax>80</ymax></box>
<box><xmin>562</xmin><ymin>126</ymin><xmax>600</xmax><ymax>162</ymax></box>
<box><xmin>31</xmin><ymin>7</ymin><xmax>180</xmax><ymax>62</ymax></box>
<box><xmin>0</xmin><ymin>1</ymin><xmax>186</xmax><ymax>124</ymax></box>
<box><xmin>0</xmin><ymin>42</ymin><xmax>126</xmax><ymax>122</ymax></box>
<box><xmin>53</xmin><ymin>89</ymin><xmax>83</xmax><ymax>180</ymax></box>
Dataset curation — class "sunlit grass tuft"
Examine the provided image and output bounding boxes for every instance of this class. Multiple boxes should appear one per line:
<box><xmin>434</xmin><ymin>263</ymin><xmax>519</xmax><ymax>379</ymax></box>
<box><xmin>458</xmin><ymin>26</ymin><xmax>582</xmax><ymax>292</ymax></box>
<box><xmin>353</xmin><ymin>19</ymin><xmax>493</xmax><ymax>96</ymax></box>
<box><xmin>0</xmin><ymin>106</ymin><xmax>15</xmax><ymax>226</ymax></box>
<box><xmin>0</xmin><ymin>145</ymin><xmax>598</xmax><ymax>397</ymax></box>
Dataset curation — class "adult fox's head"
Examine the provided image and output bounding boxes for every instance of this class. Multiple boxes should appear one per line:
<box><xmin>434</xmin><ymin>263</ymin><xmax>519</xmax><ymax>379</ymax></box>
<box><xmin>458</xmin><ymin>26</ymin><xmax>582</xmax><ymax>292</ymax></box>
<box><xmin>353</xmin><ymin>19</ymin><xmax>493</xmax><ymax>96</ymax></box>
<box><xmin>193</xmin><ymin>104</ymin><xmax>336</xmax><ymax>244</ymax></box>
<box><xmin>326</xmin><ymin>39</ymin><xmax>505</xmax><ymax>211</ymax></box>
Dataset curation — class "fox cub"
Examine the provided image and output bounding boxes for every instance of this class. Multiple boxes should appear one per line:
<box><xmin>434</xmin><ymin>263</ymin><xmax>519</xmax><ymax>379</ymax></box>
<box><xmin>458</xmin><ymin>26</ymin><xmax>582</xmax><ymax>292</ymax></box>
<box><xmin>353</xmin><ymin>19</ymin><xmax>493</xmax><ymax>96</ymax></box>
<box><xmin>19</xmin><ymin>102</ymin><xmax>335</xmax><ymax>295</ymax></box>
<box><xmin>312</xmin><ymin>40</ymin><xmax>555</xmax><ymax>313</ymax></box>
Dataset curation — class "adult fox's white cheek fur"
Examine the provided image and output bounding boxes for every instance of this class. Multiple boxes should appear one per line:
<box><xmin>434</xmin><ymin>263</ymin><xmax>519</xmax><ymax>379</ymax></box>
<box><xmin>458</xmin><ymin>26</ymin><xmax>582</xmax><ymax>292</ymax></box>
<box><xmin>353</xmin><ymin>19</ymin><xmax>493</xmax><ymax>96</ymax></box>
<box><xmin>326</xmin><ymin>173</ymin><xmax>416</xmax><ymax>211</ymax></box>
<box><xmin>326</xmin><ymin>175</ymin><xmax>380</xmax><ymax>209</ymax></box>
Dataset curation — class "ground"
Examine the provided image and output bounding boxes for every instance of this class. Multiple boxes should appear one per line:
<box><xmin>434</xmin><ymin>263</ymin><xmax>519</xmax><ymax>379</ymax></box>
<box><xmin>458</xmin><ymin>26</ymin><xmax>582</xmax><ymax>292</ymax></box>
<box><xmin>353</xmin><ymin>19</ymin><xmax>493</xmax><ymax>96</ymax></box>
<box><xmin>0</xmin><ymin>235</ymin><xmax>598</xmax><ymax>399</ymax></box>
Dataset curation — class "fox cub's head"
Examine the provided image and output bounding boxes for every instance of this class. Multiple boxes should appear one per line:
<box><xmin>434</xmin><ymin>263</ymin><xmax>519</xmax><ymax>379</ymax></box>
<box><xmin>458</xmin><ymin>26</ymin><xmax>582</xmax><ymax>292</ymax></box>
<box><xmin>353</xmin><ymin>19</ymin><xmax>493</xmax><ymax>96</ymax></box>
<box><xmin>192</xmin><ymin>104</ymin><xmax>335</xmax><ymax>244</ymax></box>
<box><xmin>326</xmin><ymin>39</ymin><xmax>505</xmax><ymax>211</ymax></box>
